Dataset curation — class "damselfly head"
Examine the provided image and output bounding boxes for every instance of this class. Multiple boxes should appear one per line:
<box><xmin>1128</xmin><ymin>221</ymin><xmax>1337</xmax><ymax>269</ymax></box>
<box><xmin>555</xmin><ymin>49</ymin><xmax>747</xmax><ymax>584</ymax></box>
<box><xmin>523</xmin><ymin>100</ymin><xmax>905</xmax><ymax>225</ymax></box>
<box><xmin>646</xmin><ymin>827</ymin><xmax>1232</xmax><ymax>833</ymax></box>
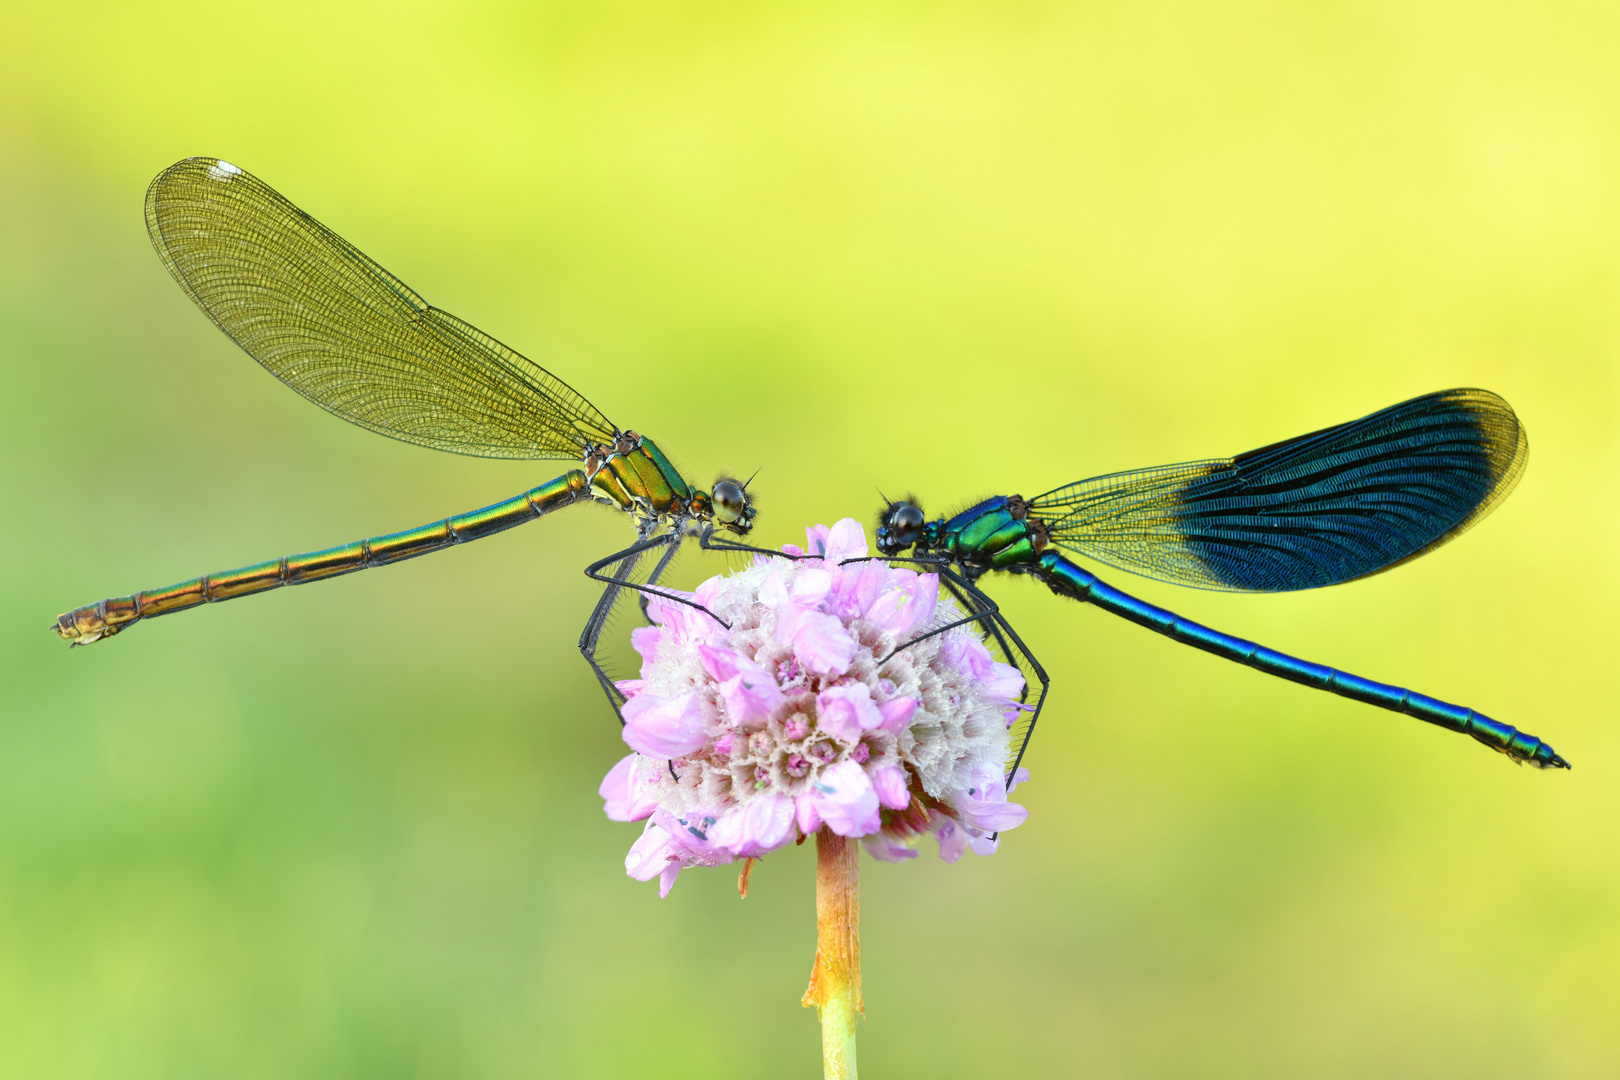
<box><xmin>875</xmin><ymin>497</ymin><xmax>926</xmax><ymax>555</ymax></box>
<box><xmin>709</xmin><ymin>477</ymin><xmax>755</xmax><ymax>535</ymax></box>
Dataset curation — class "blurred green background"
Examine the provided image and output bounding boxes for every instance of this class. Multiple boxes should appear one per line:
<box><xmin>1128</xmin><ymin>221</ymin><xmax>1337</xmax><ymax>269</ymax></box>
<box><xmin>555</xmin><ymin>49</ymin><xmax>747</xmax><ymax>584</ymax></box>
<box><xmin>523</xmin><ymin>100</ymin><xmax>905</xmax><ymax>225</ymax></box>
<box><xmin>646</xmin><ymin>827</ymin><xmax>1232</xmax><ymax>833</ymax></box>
<box><xmin>2</xmin><ymin>1</ymin><xmax>1616</xmax><ymax>1076</ymax></box>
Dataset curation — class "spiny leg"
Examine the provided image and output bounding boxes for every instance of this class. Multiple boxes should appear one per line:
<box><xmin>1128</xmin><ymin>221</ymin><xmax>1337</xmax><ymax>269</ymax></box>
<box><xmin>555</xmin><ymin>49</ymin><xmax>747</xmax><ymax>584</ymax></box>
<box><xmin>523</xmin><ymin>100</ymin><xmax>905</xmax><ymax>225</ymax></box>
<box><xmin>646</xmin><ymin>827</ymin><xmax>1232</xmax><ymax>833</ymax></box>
<box><xmin>923</xmin><ymin>566</ymin><xmax>1050</xmax><ymax>777</ymax></box>
<box><xmin>697</xmin><ymin>529</ymin><xmax>812</xmax><ymax>563</ymax></box>
<box><xmin>940</xmin><ymin>576</ymin><xmax>1031</xmax><ymax>708</ymax></box>
<box><xmin>637</xmin><ymin>534</ymin><xmax>684</xmax><ymax>624</ymax></box>
<box><xmin>577</xmin><ymin>544</ymin><xmax>652</xmax><ymax>716</ymax></box>
<box><xmin>931</xmin><ymin>571</ymin><xmax>1050</xmax><ymax>836</ymax></box>
<box><xmin>583</xmin><ymin>531</ymin><xmax>728</xmax><ymax>627</ymax></box>
<box><xmin>968</xmin><ymin>586</ymin><xmax>1049</xmax><ymax>786</ymax></box>
<box><xmin>844</xmin><ymin>554</ymin><xmax>1050</xmax><ymax>788</ymax></box>
<box><xmin>579</xmin><ymin>529</ymin><xmax>729</xmax><ymax>723</ymax></box>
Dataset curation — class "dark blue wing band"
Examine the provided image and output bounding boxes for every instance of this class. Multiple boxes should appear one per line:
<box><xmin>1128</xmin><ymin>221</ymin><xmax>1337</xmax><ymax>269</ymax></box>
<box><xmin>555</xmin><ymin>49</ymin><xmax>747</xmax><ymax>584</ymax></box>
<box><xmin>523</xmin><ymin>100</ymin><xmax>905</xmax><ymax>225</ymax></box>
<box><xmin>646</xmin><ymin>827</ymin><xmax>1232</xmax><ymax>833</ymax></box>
<box><xmin>1032</xmin><ymin>389</ymin><xmax>1527</xmax><ymax>592</ymax></box>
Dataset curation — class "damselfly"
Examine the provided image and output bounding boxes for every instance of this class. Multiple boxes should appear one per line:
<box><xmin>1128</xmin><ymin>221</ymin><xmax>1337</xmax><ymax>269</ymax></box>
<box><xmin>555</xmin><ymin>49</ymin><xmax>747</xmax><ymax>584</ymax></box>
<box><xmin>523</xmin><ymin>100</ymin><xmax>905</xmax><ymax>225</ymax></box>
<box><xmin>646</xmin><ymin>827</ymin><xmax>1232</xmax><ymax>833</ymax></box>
<box><xmin>53</xmin><ymin>157</ymin><xmax>771</xmax><ymax>712</ymax></box>
<box><xmin>867</xmin><ymin>390</ymin><xmax>1568</xmax><ymax>775</ymax></box>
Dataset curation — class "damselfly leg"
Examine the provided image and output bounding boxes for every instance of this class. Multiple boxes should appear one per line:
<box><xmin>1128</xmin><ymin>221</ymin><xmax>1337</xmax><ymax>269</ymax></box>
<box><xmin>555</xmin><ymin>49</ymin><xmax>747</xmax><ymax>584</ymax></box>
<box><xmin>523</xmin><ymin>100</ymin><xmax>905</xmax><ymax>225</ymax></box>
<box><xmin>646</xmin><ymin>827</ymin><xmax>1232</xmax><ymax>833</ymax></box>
<box><xmin>840</xmin><ymin>554</ymin><xmax>1049</xmax><ymax>785</ymax></box>
<box><xmin>579</xmin><ymin>531</ymin><xmax>692</xmax><ymax>720</ymax></box>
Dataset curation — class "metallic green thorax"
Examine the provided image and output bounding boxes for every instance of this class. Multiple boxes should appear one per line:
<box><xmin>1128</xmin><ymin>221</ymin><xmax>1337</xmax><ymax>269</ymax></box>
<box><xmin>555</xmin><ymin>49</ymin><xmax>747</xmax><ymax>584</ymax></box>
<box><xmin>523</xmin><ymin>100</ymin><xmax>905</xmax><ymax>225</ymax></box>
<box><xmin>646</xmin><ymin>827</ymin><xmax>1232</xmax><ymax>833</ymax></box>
<box><xmin>55</xmin><ymin>431</ymin><xmax>713</xmax><ymax>645</ymax></box>
<box><xmin>588</xmin><ymin>432</ymin><xmax>695</xmax><ymax>518</ymax></box>
<box><xmin>934</xmin><ymin>495</ymin><xmax>1050</xmax><ymax>575</ymax></box>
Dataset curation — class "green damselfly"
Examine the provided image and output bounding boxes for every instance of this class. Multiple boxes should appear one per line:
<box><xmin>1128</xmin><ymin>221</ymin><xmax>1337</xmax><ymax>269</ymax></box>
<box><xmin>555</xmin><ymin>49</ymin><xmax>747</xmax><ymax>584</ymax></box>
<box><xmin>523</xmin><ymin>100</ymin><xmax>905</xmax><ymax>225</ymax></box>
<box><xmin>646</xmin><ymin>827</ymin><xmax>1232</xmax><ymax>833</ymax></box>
<box><xmin>54</xmin><ymin>156</ymin><xmax>771</xmax><ymax>712</ymax></box>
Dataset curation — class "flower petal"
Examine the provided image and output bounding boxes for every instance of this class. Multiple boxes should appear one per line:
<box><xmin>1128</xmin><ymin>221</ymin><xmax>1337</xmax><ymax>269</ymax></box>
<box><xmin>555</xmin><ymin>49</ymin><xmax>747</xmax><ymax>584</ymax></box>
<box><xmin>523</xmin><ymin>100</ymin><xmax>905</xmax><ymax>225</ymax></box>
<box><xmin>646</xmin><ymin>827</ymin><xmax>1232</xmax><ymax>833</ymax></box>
<box><xmin>697</xmin><ymin>642</ymin><xmax>741</xmax><ymax>682</ymax></box>
<box><xmin>779</xmin><ymin>609</ymin><xmax>857</xmax><ymax>676</ymax></box>
<box><xmin>795</xmin><ymin>792</ymin><xmax>823</xmax><ymax>836</ymax></box>
<box><xmin>876</xmin><ymin>695</ymin><xmax>917</xmax><ymax>734</ymax></box>
<box><xmin>758</xmin><ymin>568</ymin><xmax>791</xmax><ymax>609</ymax></box>
<box><xmin>626</xmin><ymin>821</ymin><xmax>679</xmax><ymax>882</ymax></box>
<box><xmin>865</xmin><ymin>569</ymin><xmax>939</xmax><ymax>638</ymax></box>
<box><xmin>621</xmin><ymin>691</ymin><xmax>708</xmax><ymax>758</ymax></box>
<box><xmin>711</xmin><ymin>794</ymin><xmax>797</xmax><ymax>857</ymax></box>
<box><xmin>721</xmin><ymin>670</ymin><xmax>786</xmax><ymax>727</ymax></box>
<box><xmin>790</xmin><ymin>567</ymin><xmax>833</xmax><ymax>606</ymax></box>
<box><xmin>823</xmin><ymin>518</ymin><xmax>870</xmax><ymax>563</ymax></box>
<box><xmin>810</xmin><ymin>761</ymin><xmax>882</xmax><ymax>838</ymax></box>
<box><xmin>870</xmin><ymin>763</ymin><xmax>911</xmax><ymax>810</ymax></box>
<box><xmin>953</xmin><ymin>762</ymin><xmax>1030</xmax><ymax>833</ymax></box>
<box><xmin>958</xmin><ymin>797</ymin><xmax>1029</xmax><ymax>833</ymax></box>
<box><xmin>934</xmin><ymin>818</ymin><xmax>968</xmax><ymax>863</ymax></box>
<box><xmin>599</xmin><ymin>753</ymin><xmax>657</xmax><ymax>822</ymax></box>
<box><xmin>981</xmin><ymin>660</ymin><xmax>1026</xmax><ymax>701</ymax></box>
<box><xmin>862</xmin><ymin>836</ymin><xmax>919</xmax><ymax>863</ymax></box>
<box><xmin>816</xmin><ymin>683</ymin><xmax>884</xmax><ymax>743</ymax></box>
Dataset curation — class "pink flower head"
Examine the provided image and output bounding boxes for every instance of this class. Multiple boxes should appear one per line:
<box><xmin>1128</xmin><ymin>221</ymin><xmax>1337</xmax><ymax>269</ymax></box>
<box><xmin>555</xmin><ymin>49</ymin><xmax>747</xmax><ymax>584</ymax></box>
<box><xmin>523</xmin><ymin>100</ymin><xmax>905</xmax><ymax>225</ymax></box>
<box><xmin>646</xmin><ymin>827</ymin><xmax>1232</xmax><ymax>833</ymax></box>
<box><xmin>601</xmin><ymin>518</ymin><xmax>1034</xmax><ymax>895</ymax></box>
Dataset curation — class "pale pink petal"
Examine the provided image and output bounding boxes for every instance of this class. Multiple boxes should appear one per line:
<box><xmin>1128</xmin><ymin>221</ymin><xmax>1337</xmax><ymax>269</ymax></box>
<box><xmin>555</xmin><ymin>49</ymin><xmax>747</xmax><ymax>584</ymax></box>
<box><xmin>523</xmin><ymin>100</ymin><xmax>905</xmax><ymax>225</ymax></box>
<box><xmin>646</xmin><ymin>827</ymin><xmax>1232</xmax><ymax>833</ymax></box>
<box><xmin>958</xmin><ymin>797</ymin><xmax>1029</xmax><ymax>833</ymax></box>
<box><xmin>644</xmin><ymin>589</ymin><xmax>694</xmax><ymax>628</ymax></box>
<box><xmin>779</xmin><ymin>609</ymin><xmax>857</xmax><ymax>676</ymax></box>
<box><xmin>614</xmin><ymin>678</ymin><xmax>645</xmax><ymax>696</ymax></box>
<box><xmin>865</xmin><ymin>570</ymin><xmax>939</xmax><ymax>638</ymax></box>
<box><xmin>626</xmin><ymin>821</ymin><xmax>680</xmax><ymax>882</ymax></box>
<box><xmin>720</xmin><ymin>665</ymin><xmax>786</xmax><ymax>726</ymax></box>
<box><xmin>629</xmin><ymin>626</ymin><xmax>662</xmax><ymax>670</ymax></box>
<box><xmin>653</xmin><ymin>809</ymin><xmax>733</xmax><ymax>864</ymax></box>
<box><xmin>697</xmin><ymin>642</ymin><xmax>742</xmax><ymax>682</ymax></box>
<box><xmin>822</xmin><ymin>518</ymin><xmax>870</xmax><ymax>563</ymax></box>
<box><xmin>600</xmin><ymin>753</ymin><xmax>657</xmax><ymax>822</ymax></box>
<box><xmin>810</xmin><ymin>761</ymin><xmax>882</xmax><ymax>837</ymax></box>
<box><xmin>1007</xmin><ymin>767</ymin><xmax>1031</xmax><ymax>794</ymax></box>
<box><xmin>870</xmin><ymin>763</ymin><xmax>911</xmax><ymax>810</ymax></box>
<box><xmin>790</xmin><ymin>567</ymin><xmax>833</xmax><ymax>606</ymax></box>
<box><xmin>693</xmin><ymin>576</ymin><xmax>725</xmax><ymax>613</ymax></box>
<box><xmin>862</xmin><ymin>836</ymin><xmax>919</xmax><ymax>863</ymax></box>
<box><xmin>939</xmin><ymin>633</ymin><xmax>995</xmax><ymax>680</ymax></box>
<box><xmin>953</xmin><ymin>762</ymin><xmax>1030</xmax><ymax>833</ymax></box>
<box><xmin>966</xmin><ymin>832</ymin><xmax>1001</xmax><ymax>857</ymax></box>
<box><xmin>710</xmin><ymin>794</ymin><xmax>797</xmax><ymax>857</ymax></box>
<box><xmin>804</xmin><ymin>524</ymin><xmax>833</xmax><ymax>559</ymax></box>
<box><xmin>699</xmin><ymin>644</ymin><xmax>783</xmax><ymax>724</ymax></box>
<box><xmin>934</xmin><ymin>818</ymin><xmax>968</xmax><ymax>863</ymax></box>
<box><xmin>816</xmin><ymin>683</ymin><xmax>884</xmax><ymax>742</ymax></box>
<box><xmin>876</xmin><ymin>695</ymin><xmax>917</xmax><ymax>735</ymax></box>
<box><xmin>795</xmin><ymin>792</ymin><xmax>823</xmax><ymax>836</ymax></box>
<box><xmin>758</xmin><ymin>568</ymin><xmax>791</xmax><ymax>609</ymax></box>
<box><xmin>829</xmin><ymin>560</ymin><xmax>886</xmax><ymax>620</ymax></box>
<box><xmin>981</xmin><ymin>660</ymin><xmax>1026</xmax><ymax>701</ymax></box>
<box><xmin>621</xmin><ymin>691</ymin><xmax>708</xmax><ymax>758</ymax></box>
<box><xmin>628</xmin><ymin>811</ymin><xmax>735</xmax><ymax>897</ymax></box>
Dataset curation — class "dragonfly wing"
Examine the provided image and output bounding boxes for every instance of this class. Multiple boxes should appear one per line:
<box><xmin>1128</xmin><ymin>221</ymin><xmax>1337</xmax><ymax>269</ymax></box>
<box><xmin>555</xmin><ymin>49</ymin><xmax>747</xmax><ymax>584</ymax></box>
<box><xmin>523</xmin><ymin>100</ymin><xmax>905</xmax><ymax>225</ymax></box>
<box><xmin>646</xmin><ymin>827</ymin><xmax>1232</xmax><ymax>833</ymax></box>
<box><xmin>145</xmin><ymin>157</ymin><xmax>618</xmax><ymax>459</ymax></box>
<box><xmin>1032</xmin><ymin>389</ymin><xmax>1527</xmax><ymax>592</ymax></box>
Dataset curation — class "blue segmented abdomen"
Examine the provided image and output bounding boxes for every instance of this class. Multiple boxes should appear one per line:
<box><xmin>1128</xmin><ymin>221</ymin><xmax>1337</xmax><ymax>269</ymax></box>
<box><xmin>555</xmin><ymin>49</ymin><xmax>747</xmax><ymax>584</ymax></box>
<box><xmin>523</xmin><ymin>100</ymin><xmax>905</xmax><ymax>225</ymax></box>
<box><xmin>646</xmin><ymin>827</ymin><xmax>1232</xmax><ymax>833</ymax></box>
<box><xmin>1033</xmin><ymin>551</ymin><xmax>1568</xmax><ymax>769</ymax></box>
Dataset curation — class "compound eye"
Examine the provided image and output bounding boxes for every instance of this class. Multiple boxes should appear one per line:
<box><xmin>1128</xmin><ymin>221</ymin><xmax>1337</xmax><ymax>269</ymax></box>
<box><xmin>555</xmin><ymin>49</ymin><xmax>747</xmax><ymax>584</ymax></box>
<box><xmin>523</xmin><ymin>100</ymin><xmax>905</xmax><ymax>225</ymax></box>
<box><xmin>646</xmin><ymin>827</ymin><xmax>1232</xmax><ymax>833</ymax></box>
<box><xmin>712</xmin><ymin>479</ymin><xmax>746</xmax><ymax>524</ymax></box>
<box><xmin>893</xmin><ymin>504</ymin><xmax>926</xmax><ymax>535</ymax></box>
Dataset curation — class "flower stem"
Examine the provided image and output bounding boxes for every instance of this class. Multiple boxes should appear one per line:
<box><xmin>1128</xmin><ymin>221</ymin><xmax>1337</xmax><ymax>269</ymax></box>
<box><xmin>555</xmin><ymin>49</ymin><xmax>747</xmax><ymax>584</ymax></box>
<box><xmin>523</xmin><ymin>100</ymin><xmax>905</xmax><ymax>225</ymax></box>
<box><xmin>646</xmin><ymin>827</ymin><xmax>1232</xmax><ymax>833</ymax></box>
<box><xmin>803</xmin><ymin>829</ymin><xmax>861</xmax><ymax>1079</ymax></box>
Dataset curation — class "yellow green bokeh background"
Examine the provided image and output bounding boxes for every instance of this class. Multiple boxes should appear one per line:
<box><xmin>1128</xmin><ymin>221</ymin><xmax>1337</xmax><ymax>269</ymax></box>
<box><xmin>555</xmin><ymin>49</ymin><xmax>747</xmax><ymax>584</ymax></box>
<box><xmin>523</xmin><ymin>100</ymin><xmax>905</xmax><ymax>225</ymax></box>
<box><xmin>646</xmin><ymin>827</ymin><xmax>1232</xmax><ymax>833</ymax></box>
<box><xmin>3</xmin><ymin>2</ymin><xmax>1617</xmax><ymax>1076</ymax></box>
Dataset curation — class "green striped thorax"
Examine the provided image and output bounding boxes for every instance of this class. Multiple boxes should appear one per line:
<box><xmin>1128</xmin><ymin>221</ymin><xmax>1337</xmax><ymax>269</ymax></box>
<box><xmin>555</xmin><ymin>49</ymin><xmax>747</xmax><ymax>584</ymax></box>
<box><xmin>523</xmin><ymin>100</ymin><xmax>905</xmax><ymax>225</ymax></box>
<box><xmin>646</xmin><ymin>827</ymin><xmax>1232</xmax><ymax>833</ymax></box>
<box><xmin>875</xmin><ymin>494</ymin><xmax>1049</xmax><ymax>577</ymax></box>
<box><xmin>585</xmin><ymin>431</ymin><xmax>754</xmax><ymax>534</ymax></box>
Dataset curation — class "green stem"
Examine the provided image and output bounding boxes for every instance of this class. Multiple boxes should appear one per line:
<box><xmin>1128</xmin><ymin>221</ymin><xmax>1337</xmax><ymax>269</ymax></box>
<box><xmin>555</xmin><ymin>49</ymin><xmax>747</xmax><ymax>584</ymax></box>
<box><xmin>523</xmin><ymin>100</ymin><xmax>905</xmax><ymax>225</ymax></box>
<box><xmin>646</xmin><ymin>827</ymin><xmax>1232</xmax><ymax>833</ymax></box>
<box><xmin>802</xmin><ymin>829</ymin><xmax>861</xmax><ymax>1079</ymax></box>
